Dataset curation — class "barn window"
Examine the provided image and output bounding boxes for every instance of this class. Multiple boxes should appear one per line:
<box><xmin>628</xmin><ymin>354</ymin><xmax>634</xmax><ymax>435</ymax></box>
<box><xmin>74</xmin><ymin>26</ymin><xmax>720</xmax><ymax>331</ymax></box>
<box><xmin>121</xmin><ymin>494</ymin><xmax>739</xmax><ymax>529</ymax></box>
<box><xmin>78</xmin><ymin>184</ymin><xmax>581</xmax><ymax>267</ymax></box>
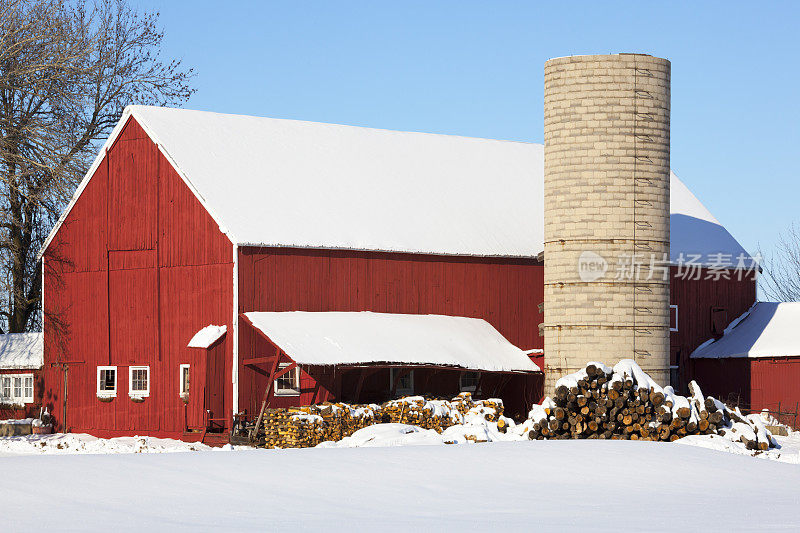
<box><xmin>390</xmin><ymin>368</ymin><xmax>414</xmax><ymax>396</ymax></box>
<box><xmin>129</xmin><ymin>366</ymin><xmax>150</xmax><ymax>397</ymax></box>
<box><xmin>669</xmin><ymin>305</ymin><xmax>679</xmax><ymax>332</ymax></box>
<box><xmin>275</xmin><ymin>363</ymin><xmax>300</xmax><ymax>396</ymax></box>
<box><xmin>97</xmin><ymin>366</ymin><xmax>117</xmax><ymax>397</ymax></box>
<box><xmin>179</xmin><ymin>364</ymin><xmax>190</xmax><ymax>396</ymax></box>
<box><xmin>0</xmin><ymin>374</ymin><xmax>33</xmax><ymax>404</ymax></box>
<box><xmin>460</xmin><ymin>371</ymin><xmax>480</xmax><ymax>392</ymax></box>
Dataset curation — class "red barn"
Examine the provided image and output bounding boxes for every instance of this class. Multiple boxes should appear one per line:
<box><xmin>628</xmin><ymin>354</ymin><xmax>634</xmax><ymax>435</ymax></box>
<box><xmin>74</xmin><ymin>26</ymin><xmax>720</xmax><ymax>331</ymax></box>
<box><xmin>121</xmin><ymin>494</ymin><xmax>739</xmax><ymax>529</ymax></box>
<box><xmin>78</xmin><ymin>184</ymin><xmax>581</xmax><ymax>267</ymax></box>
<box><xmin>39</xmin><ymin>106</ymin><xmax>757</xmax><ymax>441</ymax></box>
<box><xmin>691</xmin><ymin>302</ymin><xmax>800</xmax><ymax>415</ymax></box>
<box><xmin>0</xmin><ymin>333</ymin><xmax>43</xmax><ymax>420</ymax></box>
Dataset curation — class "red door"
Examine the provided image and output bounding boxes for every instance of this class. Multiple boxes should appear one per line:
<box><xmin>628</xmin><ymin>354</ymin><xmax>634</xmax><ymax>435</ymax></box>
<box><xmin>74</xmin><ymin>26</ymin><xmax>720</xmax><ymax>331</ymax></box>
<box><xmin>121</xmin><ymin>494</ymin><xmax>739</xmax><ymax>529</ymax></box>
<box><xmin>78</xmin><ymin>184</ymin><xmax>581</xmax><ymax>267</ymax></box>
<box><xmin>204</xmin><ymin>341</ymin><xmax>226</xmax><ymax>429</ymax></box>
<box><xmin>109</xmin><ymin>259</ymin><xmax>159</xmax><ymax>432</ymax></box>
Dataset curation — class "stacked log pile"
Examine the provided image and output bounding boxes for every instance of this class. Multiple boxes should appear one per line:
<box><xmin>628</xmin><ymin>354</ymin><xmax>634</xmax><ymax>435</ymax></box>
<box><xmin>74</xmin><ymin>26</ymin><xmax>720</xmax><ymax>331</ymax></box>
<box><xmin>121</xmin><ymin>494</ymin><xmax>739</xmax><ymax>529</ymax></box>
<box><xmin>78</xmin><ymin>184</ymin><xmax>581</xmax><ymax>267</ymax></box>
<box><xmin>526</xmin><ymin>359</ymin><xmax>777</xmax><ymax>450</ymax></box>
<box><xmin>245</xmin><ymin>360</ymin><xmax>777</xmax><ymax>451</ymax></box>
<box><xmin>252</xmin><ymin>393</ymin><xmax>505</xmax><ymax>448</ymax></box>
<box><xmin>257</xmin><ymin>404</ymin><xmax>381</xmax><ymax>448</ymax></box>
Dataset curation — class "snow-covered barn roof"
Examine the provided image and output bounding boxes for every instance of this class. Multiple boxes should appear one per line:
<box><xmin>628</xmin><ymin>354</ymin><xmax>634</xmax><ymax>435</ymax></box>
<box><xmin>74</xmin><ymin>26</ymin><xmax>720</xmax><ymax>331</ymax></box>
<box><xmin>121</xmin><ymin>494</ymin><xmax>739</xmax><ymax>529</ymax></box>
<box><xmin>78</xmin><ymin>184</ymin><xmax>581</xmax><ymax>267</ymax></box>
<box><xmin>42</xmin><ymin>106</ymin><xmax>753</xmax><ymax>266</ymax></box>
<box><xmin>243</xmin><ymin>311</ymin><xmax>540</xmax><ymax>373</ymax></box>
<box><xmin>0</xmin><ymin>333</ymin><xmax>43</xmax><ymax>370</ymax></box>
<box><xmin>691</xmin><ymin>303</ymin><xmax>800</xmax><ymax>359</ymax></box>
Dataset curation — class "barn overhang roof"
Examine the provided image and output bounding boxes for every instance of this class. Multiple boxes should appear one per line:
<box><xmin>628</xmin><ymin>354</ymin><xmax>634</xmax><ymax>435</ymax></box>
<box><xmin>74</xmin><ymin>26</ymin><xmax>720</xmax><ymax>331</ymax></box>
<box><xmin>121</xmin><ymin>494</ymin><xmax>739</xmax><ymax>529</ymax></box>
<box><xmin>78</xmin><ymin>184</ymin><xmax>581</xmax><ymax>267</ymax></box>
<box><xmin>241</xmin><ymin>311</ymin><xmax>540</xmax><ymax>373</ymax></box>
<box><xmin>691</xmin><ymin>302</ymin><xmax>800</xmax><ymax>359</ymax></box>
<box><xmin>187</xmin><ymin>325</ymin><xmax>227</xmax><ymax>349</ymax></box>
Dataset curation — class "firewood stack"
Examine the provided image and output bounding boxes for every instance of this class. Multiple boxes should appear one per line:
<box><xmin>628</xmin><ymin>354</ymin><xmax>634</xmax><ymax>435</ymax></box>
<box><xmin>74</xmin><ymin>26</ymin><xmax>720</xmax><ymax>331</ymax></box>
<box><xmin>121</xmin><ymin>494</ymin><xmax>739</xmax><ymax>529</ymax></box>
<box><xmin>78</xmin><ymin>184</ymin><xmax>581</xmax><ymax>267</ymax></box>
<box><xmin>526</xmin><ymin>359</ymin><xmax>777</xmax><ymax>449</ymax></box>
<box><xmin>251</xmin><ymin>394</ymin><xmax>505</xmax><ymax>448</ymax></box>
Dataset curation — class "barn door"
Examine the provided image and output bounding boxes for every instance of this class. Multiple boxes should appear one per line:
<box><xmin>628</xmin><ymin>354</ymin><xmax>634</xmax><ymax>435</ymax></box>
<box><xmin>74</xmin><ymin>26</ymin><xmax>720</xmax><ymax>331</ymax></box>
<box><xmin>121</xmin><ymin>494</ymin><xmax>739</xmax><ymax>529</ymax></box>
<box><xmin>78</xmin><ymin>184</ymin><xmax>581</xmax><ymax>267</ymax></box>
<box><xmin>182</xmin><ymin>361</ymin><xmax>203</xmax><ymax>430</ymax></box>
<box><xmin>204</xmin><ymin>341</ymin><xmax>226</xmax><ymax>429</ymax></box>
<box><xmin>108</xmin><ymin>256</ymin><xmax>159</xmax><ymax>432</ymax></box>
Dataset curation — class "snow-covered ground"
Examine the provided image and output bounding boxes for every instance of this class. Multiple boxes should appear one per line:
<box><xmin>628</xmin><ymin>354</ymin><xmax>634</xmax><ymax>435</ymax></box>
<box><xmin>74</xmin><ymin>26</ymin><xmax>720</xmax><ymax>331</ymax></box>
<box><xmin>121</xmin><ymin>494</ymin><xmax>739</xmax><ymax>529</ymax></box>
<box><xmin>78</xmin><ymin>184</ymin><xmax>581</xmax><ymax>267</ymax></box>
<box><xmin>1</xmin><ymin>433</ymin><xmax>800</xmax><ymax>531</ymax></box>
<box><xmin>679</xmin><ymin>430</ymin><xmax>800</xmax><ymax>464</ymax></box>
<box><xmin>0</xmin><ymin>432</ymin><xmax>215</xmax><ymax>456</ymax></box>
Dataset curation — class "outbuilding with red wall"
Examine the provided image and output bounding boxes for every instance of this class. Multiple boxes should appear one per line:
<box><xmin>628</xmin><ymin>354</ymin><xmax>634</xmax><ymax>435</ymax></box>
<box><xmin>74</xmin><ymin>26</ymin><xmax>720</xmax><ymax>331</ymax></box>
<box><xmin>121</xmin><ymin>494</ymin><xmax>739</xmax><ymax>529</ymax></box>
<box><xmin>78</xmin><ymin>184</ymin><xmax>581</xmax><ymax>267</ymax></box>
<box><xmin>691</xmin><ymin>302</ymin><xmax>800</xmax><ymax>415</ymax></box>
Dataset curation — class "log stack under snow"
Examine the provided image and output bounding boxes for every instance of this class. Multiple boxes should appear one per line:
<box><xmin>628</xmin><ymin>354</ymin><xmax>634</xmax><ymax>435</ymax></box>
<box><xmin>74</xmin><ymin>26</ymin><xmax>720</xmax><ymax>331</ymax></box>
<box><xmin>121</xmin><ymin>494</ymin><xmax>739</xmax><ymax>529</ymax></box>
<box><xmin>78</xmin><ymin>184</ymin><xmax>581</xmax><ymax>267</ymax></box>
<box><xmin>526</xmin><ymin>359</ymin><xmax>777</xmax><ymax>450</ymax></box>
<box><xmin>249</xmin><ymin>393</ymin><xmax>505</xmax><ymax>448</ymax></box>
<box><xmin>239</xmin><ymin>359</ymin><xmax>778</xmax><ymax>451</ymax></box>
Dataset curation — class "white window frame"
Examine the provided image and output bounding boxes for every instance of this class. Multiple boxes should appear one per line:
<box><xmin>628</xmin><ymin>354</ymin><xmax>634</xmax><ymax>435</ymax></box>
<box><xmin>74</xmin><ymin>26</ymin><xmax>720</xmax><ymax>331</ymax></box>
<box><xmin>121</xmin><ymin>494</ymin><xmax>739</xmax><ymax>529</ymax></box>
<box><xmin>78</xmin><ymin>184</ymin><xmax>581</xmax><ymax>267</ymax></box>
<box><xmin>1</xmin><ymin>375</ymin><xmax>10</xmax><ymax>400</ymax></box>
<box><xmin>459</xmin><ymin>371</ymin><xmax>480</xmax><ymax>392</ymax></box>
<box><xmin>390</xmin><ymin>368</ymin><xmax>414</xmax><ymax>396</ymax></box>
<box><xmin>0</xmin><ymin>373</ymin><xmax>34</xmax><ymax>404</ymax></box>
<box><xmin>179</xmin><ymin>364</ymin><xmax>190</xmax><ymax>397</ymax></box>
<box><xmin>22</xmin><ymin>374</ymin><xmax>34</xmax><ymax>403</ymax></box>
<box><xmin>97</xmin><ymin>366</ymin><xmax>117</xmax><ymax>398</ymax></box>
<box><xmin>13</xmin><ymin>375</ymin><xmax>22</xmax><ymax>399</ymax></box>
<box><xmin>274</xmin><ymin>363</ymin><xmax>300</xmax><ymax>396</ymax></box>
<box><xmin>670</xmin><ymin>304</ymin><xmax>679</xmax><ymax>332</ymax></box>
<box><xmin>129</xmin><ymin>366</ymin><xmax>150</xmax><ymax>398</ymax></box>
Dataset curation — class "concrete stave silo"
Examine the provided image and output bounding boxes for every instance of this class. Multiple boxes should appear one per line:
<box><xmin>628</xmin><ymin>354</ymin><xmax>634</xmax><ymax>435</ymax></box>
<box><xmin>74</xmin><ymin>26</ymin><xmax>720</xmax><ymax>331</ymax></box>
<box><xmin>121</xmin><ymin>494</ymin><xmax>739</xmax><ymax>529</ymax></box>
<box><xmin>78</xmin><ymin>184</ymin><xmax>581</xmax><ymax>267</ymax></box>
<box><xmin>542</xmin><ymin>53</ymin><xmax>671</xmax><ymax>392</ymax></box>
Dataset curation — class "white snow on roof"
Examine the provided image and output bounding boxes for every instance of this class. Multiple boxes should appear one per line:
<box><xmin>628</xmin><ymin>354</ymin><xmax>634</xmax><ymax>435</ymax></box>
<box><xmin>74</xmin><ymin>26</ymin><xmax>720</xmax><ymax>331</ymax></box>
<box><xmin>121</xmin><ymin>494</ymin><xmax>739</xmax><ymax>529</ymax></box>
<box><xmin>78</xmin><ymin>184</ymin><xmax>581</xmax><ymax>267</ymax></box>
<box><xmin>126</xmin><ymin>106</ymin><xmax>544</xmax><ymax>257</ymax></box>
<box><xmin>187</xmin><ymin>325</ymin><xmax>227</xmax><ymax>349</ymax></box>
<box><xmin>691</xmin><ymin>302</ymin><xmax>800</xmax><ymax>359</ymax></box>
<box><xmin>669</xmin><ymin>172</ymin><xmax>752</xmax><ymax>267</ymax></box>
<box><xmin>0</xmin><ymin>333</ymin><xmax>43</xmax><ymax>370</ymax></box>
<box><xmin>244</xmin><ymin>311</ymin><xmax>540</xmax><ymax>372</ymax></box>
<box><xmin>42</xmin><ymin>106</ymin><xmax>753</xmax><ymax>266</ymax></box>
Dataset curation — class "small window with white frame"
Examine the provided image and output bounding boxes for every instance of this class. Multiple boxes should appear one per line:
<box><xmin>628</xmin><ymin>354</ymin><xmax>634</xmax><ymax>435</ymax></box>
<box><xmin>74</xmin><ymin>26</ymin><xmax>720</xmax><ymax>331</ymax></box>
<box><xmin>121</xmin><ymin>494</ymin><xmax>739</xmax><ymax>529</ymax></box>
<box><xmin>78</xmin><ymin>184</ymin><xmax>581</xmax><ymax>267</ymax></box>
<box><xmin>1</xmin><ymin>376</ymin><xmax>10</xmax><ymax>400</ymax></box>
<box><xmin>460</xmin><ymin>371</ymin><xmax>480</xmax><ymax>392</ymax></box>
<box><xmin>670</xmin><ymin>305</ymin><xmax>679</xmax><ymax>332</ymax></box>
<box><xmin>275</xmin><ymin>363</ymin><xmax>300</xmax><ymax>396</ymax></box>
<box><xmin>129</xmin><ymin>366</ymin><xmax>150</xmax><ymax>398</ymax></box>
<box><xmin>179</xmin><ymin>364</ymin><xmax>190</xmax><ymax>397</ymax></box>
<box><xmin>390</xmin><ymin>368</ymin><xmax>414</xmax><ymax>396</ymax></box>
<box><xmin>0</xmin><ymin>373</ymin><xmax>34</xmax><ymax>404</ymax></box>
<box><xmin>97</xmin><ymin>366</ymin><xmax>117</xmax><ymax>397</ymax></box>
<box><xmin>23</xmin><ymin>375</ymin><xmax>33</xmax><ymax>402</ymax></box>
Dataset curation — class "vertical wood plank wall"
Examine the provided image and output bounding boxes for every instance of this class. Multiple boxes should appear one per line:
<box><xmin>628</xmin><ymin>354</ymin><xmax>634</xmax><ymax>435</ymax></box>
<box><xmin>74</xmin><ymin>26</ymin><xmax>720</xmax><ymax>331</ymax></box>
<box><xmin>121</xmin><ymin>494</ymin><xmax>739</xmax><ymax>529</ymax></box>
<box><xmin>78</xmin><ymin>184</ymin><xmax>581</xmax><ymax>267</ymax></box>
<box><xmin>42</xmin><ymin>117</ymin><xmax>234</xmax><ymax>437</ymax></box>
<box><xmin>670</xmin><ymin>268</ymin><xmax>757</xmax><ymax>390</ymax></box>
<box><xmin>237</xmin><ymin>247</ymin><xmax>545</xmax><ymax>415</ymax></box>
<box><xmin>692</xmin><ymin>357</ymin><xmax>800</xmax><ymax>416</ymax></box>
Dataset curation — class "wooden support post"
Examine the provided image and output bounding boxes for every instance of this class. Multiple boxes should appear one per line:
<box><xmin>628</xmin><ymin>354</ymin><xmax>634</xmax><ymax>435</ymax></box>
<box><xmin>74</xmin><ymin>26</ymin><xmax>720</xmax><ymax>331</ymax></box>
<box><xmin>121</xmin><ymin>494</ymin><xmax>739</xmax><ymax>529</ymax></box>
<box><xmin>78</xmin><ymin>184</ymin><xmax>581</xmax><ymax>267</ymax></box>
<box><xmin>474</xmin><ymin>372</ymin><xmax>485</xmax><ymax>398</ymax></box>
<box><xmin>353</xmin><ymin>367</ymin><xmax>382</xmax><ymax>403</ymax></box>
<box><xmin>311</xmin><ymin>380</ymin><xmax>322</xmax><ymax>405</ymax></box>
<box><xmin>491</xmin><ymin>373</ymin><xmax>511</xmax><ymax>398</ymax></box>
<box><xmin>354</xmin><ymin>368</ymin><xmax>369</xmax><ymax>402</ymax></box>
<box><xmin>249</xmin><ymin>348</ymin><xmax>283</xmax><ymax>441</ymax></box>
<box><xmin>421</xmin><ymin>368</ymin><xmax>443</xmax><ymax>395</ymax></box>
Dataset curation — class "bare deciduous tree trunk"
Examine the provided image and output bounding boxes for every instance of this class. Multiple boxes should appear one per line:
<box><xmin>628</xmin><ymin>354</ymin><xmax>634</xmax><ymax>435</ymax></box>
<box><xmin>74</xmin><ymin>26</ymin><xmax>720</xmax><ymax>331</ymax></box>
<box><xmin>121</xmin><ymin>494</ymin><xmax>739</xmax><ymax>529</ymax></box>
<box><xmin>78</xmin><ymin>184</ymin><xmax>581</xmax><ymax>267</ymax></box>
<box><xmin>0</xmin><ymin>0</ymin><xmax>195</xmax><ymax>332</ymax></box>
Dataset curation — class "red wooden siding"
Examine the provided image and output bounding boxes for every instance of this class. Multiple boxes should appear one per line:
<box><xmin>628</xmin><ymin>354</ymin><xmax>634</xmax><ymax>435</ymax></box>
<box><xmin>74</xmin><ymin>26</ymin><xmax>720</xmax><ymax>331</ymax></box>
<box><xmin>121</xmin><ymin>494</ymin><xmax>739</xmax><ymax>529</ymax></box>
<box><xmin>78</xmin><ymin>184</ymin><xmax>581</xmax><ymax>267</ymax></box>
<box><xmin>42</xmin><ymin>117</ymin><xmax>234</xmax><ymax>438</ymax></box>
<box><xmin>107</xmin><ymin>120</ymin><xmax>157</xmax><ymax>251</ymax></box>
<box><xmin>692</xmin><ymin>357</ymin><xmax>800</xmax><ymax>417</ymax></box>
<box><xmin>670</xmin><ymin>267</ymin><xmax>756</xmax><ymax>391</ymax></box>
<box><xmin>237</xmin><ymin>247</ymin><xmax>544</xmax><ymax>417</ymax></box>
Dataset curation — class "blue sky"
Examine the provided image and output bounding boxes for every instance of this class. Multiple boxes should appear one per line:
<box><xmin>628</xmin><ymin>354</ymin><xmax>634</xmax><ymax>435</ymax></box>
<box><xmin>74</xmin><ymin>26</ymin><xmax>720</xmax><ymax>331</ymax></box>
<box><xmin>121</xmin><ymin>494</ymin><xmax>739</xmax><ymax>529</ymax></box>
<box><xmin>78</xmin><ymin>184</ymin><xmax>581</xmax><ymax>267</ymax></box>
<box><xmin>136</xmin><ymin>1</ymin><xmax>798</xmax><ymax>258</ymax></box>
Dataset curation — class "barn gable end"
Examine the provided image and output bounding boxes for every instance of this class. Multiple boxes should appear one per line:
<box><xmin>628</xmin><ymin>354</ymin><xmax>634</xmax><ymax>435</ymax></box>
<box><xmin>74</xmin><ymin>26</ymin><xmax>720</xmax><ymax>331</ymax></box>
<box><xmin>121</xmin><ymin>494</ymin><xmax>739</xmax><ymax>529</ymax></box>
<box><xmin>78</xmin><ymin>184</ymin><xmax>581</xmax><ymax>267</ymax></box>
<box><xmin>42</xmin><ymin>116</ymin><xmax>235</xmax><ymax>437</ymax></box>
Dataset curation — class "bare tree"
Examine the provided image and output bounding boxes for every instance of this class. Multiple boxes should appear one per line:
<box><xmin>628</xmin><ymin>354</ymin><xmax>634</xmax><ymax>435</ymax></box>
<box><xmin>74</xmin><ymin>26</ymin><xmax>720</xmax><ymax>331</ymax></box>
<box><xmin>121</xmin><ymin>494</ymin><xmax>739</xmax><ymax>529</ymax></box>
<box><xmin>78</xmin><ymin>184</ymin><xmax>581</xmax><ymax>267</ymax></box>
<box><xmin>758</xmin><ymin>223</ymin><xmax>800</xmax><ymax>302</ymax></box>
<box><xmin>0</xmin><ymin>0</ymin><xmax>194</xmax><ymax>333</ymax></box>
